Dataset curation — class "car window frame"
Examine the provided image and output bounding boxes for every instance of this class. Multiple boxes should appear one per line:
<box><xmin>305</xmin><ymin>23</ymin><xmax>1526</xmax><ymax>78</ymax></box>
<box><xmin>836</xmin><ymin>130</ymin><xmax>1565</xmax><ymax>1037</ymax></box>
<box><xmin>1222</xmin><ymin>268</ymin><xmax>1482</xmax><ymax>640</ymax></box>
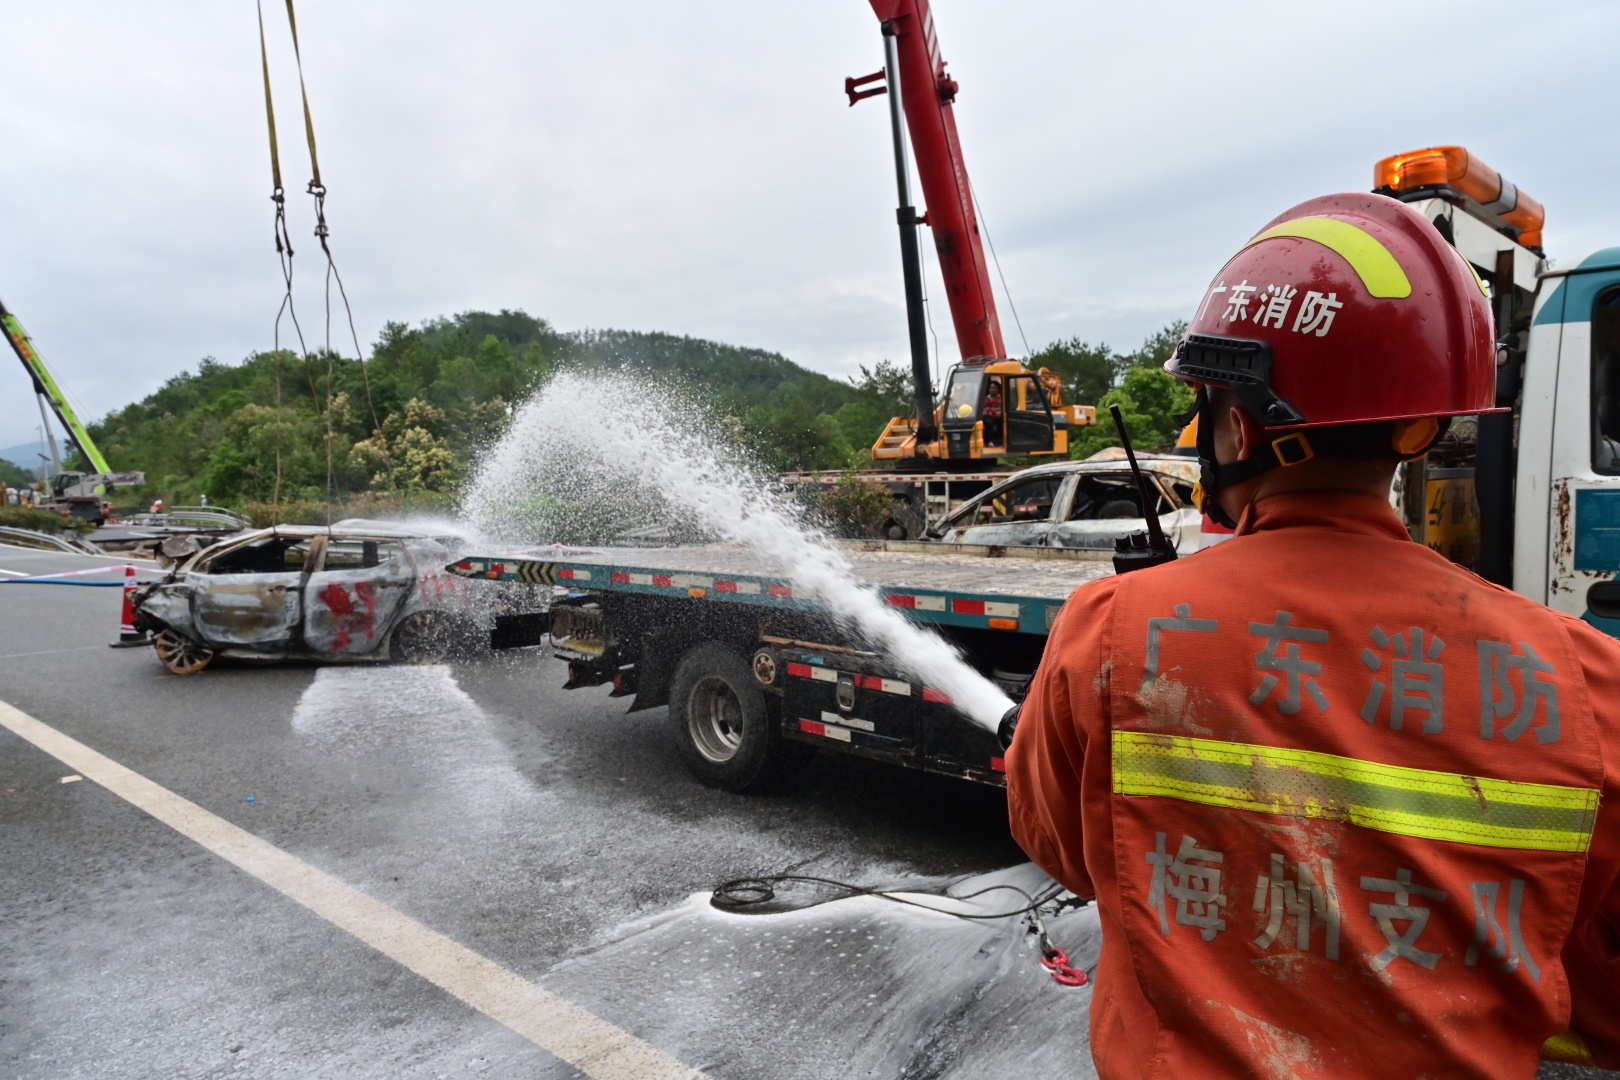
<box><xmin>945</xmin><ymin>471</ymin><xmax>1072</xmax><ymax>528</ymax></box>
<box><xmin>1065</xmin><ymin>470</ymin><xmax>1179</xmax><ymax>523</ymax></box>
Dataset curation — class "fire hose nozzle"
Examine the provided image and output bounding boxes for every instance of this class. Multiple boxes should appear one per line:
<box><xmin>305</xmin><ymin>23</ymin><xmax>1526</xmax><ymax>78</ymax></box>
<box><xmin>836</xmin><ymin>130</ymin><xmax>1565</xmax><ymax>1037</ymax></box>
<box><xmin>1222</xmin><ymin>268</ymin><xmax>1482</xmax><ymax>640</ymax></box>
<box><xmin>997</xmin><ymin>703</ymin><xmax>1020</xmax><ymax>750</ymax></box>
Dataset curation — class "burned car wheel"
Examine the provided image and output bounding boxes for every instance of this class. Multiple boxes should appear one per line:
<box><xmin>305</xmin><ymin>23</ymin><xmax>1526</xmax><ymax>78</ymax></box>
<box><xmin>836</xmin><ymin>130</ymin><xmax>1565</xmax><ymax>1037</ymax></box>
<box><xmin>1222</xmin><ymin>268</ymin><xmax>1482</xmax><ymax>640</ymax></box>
<box><xmin>670</xmin><ymin>644</ymin><xmax>785</xmax><ymax>792</ymax></box>
<box><xmin>152</xmin><ymin>629</ymin><xmax>214</xmax><ymax>675</ymax></box>
<box><xmin>390</xmin><ymin>611</ymin><xmax>451</xmax><ymax>665</ymax></box>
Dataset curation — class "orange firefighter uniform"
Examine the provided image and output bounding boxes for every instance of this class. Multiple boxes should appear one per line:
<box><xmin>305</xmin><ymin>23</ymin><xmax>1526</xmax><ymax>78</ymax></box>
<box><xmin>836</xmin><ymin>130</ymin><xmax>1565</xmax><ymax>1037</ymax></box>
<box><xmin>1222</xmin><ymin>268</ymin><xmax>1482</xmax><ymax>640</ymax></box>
<box><xmin>1007</xmin><ymin>491</ymin><xmax>1620</xmax><ymax>1078</ymax></box>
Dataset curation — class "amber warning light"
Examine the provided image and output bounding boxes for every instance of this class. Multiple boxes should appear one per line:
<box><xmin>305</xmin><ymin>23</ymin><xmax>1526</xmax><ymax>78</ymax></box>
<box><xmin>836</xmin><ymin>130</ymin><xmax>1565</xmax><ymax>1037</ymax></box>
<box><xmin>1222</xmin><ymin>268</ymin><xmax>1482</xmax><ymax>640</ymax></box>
<box><xmin>1374</xmin><ymin>145</ymin><xmax>1544</xmax><ymax>249</ymax></box>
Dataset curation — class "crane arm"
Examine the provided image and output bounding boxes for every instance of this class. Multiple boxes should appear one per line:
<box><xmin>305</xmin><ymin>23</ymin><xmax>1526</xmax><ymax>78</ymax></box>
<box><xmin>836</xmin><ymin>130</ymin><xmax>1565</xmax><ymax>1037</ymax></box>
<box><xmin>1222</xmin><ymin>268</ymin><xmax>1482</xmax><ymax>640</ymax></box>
<box><xmin>867</xmin><ymin>0</ymin><xmax>1005</xmax><ymax>362</ymax></box>
<box><xmin>0</xmin><ymin>294</ymin><xmax>112</xmax><ymax>474</ymax></box>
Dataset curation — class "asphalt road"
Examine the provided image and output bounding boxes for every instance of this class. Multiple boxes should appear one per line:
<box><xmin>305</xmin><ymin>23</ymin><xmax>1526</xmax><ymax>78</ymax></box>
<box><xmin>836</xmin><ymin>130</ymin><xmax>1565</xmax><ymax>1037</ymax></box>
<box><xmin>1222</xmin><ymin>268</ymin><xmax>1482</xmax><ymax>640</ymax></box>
<box><xmin>0</xmin><ymin>544</ymin><xmax>1608</xmax><ymax>1079</ymax></box>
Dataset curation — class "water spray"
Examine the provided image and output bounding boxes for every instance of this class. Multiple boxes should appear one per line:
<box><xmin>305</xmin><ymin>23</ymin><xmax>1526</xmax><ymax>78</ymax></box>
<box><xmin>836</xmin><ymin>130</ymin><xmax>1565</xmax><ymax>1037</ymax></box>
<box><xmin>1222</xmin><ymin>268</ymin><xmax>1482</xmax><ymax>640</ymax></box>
<box><xmin>464</xmin><ymin>371</ymin><xmax>1013</xmax><ymax>731</ymax></box>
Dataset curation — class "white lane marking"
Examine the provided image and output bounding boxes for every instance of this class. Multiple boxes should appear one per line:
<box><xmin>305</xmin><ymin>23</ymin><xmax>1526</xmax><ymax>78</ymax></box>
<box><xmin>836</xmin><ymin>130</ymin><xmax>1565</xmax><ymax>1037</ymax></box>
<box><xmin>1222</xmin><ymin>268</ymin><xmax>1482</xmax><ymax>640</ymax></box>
<box><xmin>0</xmin><ymin>568</ymin><xmax>26</xmax><ymax>576</ymax></box>
<box><xmin>0</xmin><ymin>646</ymin><xmax>116</xmax><ymax>661</ymax></box>
<box><xmin>0</xmin><ymin>699</ymin><xmax>706</xmax><ymax>1080</ymax></box>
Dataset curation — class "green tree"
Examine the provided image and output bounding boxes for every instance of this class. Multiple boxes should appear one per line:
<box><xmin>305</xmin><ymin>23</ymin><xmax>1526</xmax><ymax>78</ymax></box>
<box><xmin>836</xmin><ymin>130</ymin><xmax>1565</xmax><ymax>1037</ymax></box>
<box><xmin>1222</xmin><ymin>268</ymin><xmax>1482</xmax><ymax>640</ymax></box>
<box><xmin>1068</xmin><ymin>366</ymin><xmax>1195</xmax><ymax>459</ymax></box>
<box><xmin>1119</xmin><ymin>320</ymin><xmax>1188</xmax><ymax>371</ymax></box>
<box><xmin>350</xmin><ymin>399</ymin><xmax>458</xmax><ymax>494</ymax></box>
<box><xmin>1025</xmin><ymin>338</ymin><xmax>1119</xmax><ymax>406</ymax></box>
<box><xmin>848</xmin><ymin>360</ymin><xmax>913</xmax><ymax>415</ymax></box>
<box><xmin>0</xmin><ymin>457</ymin><xmax>36</xmax><ymax>488</ymax></box>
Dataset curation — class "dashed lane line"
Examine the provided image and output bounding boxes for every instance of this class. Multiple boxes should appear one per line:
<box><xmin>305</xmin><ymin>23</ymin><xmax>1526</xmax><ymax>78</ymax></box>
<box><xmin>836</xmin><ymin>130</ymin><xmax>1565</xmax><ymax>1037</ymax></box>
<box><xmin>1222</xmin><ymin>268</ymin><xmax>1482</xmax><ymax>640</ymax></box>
<box><xmin>0</xmin><ymin>699</ymin><xmax>707</xmax><ymax>1080</ymax></box>
<box><xmin>0</xmin><ymin>646</ymin><xmax>112</xmax><ymax>661</ymax></box>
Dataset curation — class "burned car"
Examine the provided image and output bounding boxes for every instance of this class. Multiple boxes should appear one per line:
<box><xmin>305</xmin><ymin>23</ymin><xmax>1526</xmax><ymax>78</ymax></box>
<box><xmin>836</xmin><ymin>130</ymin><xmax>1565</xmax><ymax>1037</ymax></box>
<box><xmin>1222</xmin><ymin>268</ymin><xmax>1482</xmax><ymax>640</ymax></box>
<box><xmin>924</xmin><ymin>453</ymin><xmax>1203</xmax><ymax>553</ymax></box>
<box><xmin>130</xmin><ymin>521</ymin><xmax>501</xmax><ymax>674</ymax></box>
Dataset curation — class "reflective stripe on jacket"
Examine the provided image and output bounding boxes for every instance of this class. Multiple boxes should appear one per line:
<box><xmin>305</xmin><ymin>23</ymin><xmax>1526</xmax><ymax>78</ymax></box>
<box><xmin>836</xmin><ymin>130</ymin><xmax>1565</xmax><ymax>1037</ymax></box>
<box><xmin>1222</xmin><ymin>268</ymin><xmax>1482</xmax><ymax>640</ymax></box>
<box><xmin>1007</xmin><ymin>490</ymin><xmax>1620</xmax><ymax>1079</ymax></box>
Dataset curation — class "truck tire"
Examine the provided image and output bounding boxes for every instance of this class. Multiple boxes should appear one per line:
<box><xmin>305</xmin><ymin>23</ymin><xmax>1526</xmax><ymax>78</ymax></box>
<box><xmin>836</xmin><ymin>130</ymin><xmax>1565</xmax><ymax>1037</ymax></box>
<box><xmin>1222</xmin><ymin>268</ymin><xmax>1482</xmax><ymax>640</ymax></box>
<box><xmin>670</xmin><ymin>643</ymin><xmax>784</xmax><ymax>792</ymax></box>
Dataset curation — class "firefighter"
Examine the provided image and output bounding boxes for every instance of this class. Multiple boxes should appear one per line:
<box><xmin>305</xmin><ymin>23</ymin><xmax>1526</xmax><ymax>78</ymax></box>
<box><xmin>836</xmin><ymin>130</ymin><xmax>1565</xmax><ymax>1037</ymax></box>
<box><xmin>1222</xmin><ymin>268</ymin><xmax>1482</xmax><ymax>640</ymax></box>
<box><xmin>1006</xmin><ymin>192</ymin><xmax>1620</xmax><ymax>1078</ymax></box>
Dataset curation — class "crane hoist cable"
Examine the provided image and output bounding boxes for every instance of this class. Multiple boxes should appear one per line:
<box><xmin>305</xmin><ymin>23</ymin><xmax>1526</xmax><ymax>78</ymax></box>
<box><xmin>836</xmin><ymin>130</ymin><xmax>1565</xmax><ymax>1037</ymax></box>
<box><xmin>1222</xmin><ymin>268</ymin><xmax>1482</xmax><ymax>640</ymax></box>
<box><xmin>256</xmin><ymin>0</ymin><xmax>379</xmax><ymax>522</ymax></box>
<box><xmin>281</xmin><ymin>0</ymin><xmax>381</xmax><ymax>474</ymax></box>
<box><xmin>256</xmin><ymin>0</ymin><xmax>305</xmax><ymax>518</ymax></box>
<box><xmin>966</xmin><ymin>176</ymin><xmax>1030</xmax><ymax>357</ymax></box>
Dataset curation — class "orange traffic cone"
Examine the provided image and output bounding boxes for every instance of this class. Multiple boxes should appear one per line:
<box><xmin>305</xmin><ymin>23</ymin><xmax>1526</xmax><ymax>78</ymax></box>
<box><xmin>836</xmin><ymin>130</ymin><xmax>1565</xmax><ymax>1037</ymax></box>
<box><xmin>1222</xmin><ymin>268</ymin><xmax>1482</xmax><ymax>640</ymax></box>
<box><xmin>110</xmin><ymin>564</ymin><xmax>150</xmax><ymax>648</ymax></box>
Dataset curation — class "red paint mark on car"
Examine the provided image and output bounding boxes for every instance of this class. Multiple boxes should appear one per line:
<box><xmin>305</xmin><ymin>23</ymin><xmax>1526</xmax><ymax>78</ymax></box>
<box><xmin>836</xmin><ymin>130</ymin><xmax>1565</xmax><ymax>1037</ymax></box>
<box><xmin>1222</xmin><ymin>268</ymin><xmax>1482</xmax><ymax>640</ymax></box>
<box><xmin>320</xmin><ymin>581</ymin><xmax>378</xmax><ymax>650</ymax></box>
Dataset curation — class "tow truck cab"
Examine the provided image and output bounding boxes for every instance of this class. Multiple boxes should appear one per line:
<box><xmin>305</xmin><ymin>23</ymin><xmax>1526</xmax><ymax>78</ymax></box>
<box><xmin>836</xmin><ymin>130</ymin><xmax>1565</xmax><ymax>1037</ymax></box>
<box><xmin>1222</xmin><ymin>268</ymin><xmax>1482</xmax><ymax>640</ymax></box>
<box><xmin>1375</xmin><ymin>147</ymin><xmax>1620</xmax><ymax>636</ymax></box>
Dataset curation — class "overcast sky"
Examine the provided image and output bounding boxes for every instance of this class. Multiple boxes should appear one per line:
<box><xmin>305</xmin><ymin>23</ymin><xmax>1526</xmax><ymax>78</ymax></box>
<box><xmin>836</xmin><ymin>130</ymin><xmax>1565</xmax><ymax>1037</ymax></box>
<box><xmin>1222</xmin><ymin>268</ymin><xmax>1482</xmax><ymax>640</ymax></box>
<box><xmin>2</xmin><ymin>1</ymin><xmax>1618</xmax><ymax>451</ymax></box>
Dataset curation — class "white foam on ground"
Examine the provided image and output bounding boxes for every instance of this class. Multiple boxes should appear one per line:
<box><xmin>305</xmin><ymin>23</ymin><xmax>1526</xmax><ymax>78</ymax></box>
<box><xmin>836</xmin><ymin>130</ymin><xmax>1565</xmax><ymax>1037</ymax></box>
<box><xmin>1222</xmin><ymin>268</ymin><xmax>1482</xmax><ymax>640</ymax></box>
<box><xmin>290</xmin><ymin>665</ymin><xmax>541</xmax><ymax>831</ymax></box>
<box><xmin>540</xmin><ymin>861</ymin><xmax>1101</xmax><ymax>1079</ymax></box>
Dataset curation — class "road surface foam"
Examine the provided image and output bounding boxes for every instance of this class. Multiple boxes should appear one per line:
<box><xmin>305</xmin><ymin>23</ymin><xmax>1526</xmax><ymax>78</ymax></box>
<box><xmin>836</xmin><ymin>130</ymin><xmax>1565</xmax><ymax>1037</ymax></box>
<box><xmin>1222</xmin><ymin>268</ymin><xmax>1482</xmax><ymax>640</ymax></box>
<box><xmin>0</xmin><ymin>697</ymin><xmax>707</xmax><ymax>1080</ymax></box>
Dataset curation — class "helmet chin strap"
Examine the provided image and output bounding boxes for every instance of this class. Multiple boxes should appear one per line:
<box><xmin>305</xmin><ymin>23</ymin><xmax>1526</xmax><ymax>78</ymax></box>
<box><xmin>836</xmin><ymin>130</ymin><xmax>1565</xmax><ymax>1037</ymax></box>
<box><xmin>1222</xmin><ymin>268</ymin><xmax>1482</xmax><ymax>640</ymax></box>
<box><xmin>1189</xmin><ymin>388</ymin><xmax>1315</xmax><ymax>530</ymax></box>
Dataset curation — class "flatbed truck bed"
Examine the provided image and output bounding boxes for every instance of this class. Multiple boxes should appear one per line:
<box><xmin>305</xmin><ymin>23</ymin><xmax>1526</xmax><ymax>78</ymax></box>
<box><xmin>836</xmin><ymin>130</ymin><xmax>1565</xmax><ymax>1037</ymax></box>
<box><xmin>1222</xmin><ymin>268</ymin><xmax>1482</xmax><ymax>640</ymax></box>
<box><xmin>449</xmin><ymin>541</ymin><xmax>1113</xmax><ymax>791</ymax></box>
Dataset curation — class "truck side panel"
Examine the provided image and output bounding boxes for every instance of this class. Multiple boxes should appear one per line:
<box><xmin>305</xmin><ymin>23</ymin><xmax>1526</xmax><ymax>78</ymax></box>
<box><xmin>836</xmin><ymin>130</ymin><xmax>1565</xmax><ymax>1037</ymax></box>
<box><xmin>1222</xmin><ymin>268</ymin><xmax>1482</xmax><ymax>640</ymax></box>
<box><xmin>1514</xmin><ymin>282</ymin><xmax>1564</xmax><ymax>604</ymax></box>
<box><xmin>1543</xmin><ymin>264</ymin><xmax>1620</xmax><ymax>631</ymax></box>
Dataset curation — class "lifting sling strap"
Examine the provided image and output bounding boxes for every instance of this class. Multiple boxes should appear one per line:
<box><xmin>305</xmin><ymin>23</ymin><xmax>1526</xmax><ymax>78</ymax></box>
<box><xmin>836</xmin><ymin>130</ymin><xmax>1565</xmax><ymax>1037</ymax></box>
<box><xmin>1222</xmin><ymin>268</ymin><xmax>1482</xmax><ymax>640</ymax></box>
<box><xmin>255</xmin><ymin>0</ymin><xmax>379</xmax><ymax>521</ymax></box>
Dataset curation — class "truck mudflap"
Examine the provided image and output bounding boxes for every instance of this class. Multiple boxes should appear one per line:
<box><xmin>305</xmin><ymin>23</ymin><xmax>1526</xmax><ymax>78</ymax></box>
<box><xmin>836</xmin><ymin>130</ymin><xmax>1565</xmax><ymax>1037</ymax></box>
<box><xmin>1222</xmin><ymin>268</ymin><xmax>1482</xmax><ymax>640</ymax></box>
<box><xmin>776</xmin><ymin>647</ymin><xmax>1006</xmax><ymax>786</ymax></box>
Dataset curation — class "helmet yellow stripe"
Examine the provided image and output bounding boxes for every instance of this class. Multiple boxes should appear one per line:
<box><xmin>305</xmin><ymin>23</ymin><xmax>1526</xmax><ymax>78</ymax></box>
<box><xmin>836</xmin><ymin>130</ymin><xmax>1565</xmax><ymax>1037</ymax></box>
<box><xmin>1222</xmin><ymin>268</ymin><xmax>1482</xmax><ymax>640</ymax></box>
<box><xmin>1245</xmin><ymin>216</ymin><xmax>1413</xmax><ymax>299</ymax></box>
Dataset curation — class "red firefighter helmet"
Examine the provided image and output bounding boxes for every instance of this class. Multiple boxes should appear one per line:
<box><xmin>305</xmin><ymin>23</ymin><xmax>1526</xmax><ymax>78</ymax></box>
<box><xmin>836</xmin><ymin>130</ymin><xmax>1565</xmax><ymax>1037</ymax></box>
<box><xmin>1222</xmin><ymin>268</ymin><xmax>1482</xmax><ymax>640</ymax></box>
<box><xmin>1167</xmin><ymin>192</ymin><xmax>1496</xmax><ymax>428</ymax></box>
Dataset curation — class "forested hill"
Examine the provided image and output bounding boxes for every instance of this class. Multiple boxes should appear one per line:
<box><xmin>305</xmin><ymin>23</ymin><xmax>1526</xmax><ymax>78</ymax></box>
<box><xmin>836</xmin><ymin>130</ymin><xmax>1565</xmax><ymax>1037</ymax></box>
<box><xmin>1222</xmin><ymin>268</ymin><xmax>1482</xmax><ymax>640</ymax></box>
<box><xmin>83</xmin><ymin>309</ymin><xmax>909</xmax><ymax>515</ymax></box>
<box><xmin>82</xmin><ymin>307</ymin><xmax>1189</xmax><ymax>519</ymax></box>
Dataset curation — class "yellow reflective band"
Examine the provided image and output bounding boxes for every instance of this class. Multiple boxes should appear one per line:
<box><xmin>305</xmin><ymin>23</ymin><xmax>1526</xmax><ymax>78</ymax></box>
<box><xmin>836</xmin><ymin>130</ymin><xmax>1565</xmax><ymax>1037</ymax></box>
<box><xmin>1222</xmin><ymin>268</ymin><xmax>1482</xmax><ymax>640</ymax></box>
<box><xmin>1245</xmin><ymin>217</ymin><xmax>1413</xmax><ymax>299</ymax></box>
<box><xmin>1112</xmin><ymin>731</ymin><xmax>1598</xmax><ymax>853</ymax></box>
<box><xmin>1542</xmin><ymin>1030</ymin><xmax>1597</xmax><ymax>1067</ymax></box>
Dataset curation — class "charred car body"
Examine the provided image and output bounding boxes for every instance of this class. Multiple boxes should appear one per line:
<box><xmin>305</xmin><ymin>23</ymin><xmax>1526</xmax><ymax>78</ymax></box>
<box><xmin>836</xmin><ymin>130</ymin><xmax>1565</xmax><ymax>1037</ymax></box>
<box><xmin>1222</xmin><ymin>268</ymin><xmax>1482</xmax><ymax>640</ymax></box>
<box><xmin>130</xmin><ymin>522</ymin><xmax>507</xmax><ymax>674</ymax></box>
<box><xmin>924</xmin><ymin>454</ymin><xmax>1203</xmax><ymax>554</ymax></box>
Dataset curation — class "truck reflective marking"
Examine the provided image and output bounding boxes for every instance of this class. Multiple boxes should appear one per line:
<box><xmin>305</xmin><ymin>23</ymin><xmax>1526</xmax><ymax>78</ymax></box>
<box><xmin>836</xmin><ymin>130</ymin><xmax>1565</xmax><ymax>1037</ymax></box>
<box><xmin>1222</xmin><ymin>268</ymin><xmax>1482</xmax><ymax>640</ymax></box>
<box><xmin>768</xmin><ymin>584</ymin><xmax>794</xmax><ymax>598</ymax></box>
<box><xmin>855</xmin><ymin>674</ymin><xmax>911</xmax><ymax>696</ymax></box>
<box><xmin>950</xmin><ymin>598</ymin><xmax>1020</xmax><ymax>617</ymax></box>
<box><xmin>799</xmin><ymin>719</ymin><xmax>852</xmax><ymax>742</ymax></box>
<box><xmin>885</xmin><ymin>592</ymin><xmax>947</xmax><ymax>612</ymax></box>
<box><xmin>821</xmin><ymin>711</ymin><xmax>875</xmax><ymax>732</ymax></box>
<box><xmin>785</xmin><ymin>662</ymin><xmax>911</xmax><ymax>696</ymax></box>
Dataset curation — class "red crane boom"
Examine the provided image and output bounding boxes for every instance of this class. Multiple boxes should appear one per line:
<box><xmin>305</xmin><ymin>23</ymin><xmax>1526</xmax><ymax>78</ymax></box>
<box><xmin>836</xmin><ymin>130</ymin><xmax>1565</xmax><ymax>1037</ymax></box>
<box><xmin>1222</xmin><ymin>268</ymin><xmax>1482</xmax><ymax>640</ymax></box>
<box><xmin>867</xmin><ymin>0</ymin><xmax>1006</xmax><ymax>362</ymax></box>
<box><xmin>852</xmin><ymin>2</ymin><xmax>1089</xmax><ymax>466</ymax></box>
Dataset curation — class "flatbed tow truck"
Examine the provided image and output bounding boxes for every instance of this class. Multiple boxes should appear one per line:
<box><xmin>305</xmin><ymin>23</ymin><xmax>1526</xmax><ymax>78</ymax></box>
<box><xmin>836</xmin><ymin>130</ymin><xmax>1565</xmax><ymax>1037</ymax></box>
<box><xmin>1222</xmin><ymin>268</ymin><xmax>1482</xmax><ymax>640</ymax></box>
<box><xmin>449</xmin><ymin>542</ymin><xmax>1110</xmax><ymax>791</ymax></box>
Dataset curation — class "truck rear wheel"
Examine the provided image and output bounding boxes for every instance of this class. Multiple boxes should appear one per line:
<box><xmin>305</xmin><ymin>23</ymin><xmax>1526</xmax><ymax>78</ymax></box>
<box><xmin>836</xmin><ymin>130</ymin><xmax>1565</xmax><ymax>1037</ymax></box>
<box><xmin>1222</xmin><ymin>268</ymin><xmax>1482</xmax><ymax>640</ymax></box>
<box><xmin>670</xmin><ymin>644</ymin><xmax>784</xmax><ymax>792</ymax></box>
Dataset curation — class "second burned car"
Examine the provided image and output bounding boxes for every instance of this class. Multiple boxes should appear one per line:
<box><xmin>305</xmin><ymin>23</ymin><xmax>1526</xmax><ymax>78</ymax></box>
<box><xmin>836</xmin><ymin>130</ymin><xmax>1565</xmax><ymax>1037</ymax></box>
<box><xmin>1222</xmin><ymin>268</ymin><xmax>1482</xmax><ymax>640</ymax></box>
<box><xmin>924</xmin><ymin>453</ymin><xmax>1203</xmax><ymax>553</ymax></box>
